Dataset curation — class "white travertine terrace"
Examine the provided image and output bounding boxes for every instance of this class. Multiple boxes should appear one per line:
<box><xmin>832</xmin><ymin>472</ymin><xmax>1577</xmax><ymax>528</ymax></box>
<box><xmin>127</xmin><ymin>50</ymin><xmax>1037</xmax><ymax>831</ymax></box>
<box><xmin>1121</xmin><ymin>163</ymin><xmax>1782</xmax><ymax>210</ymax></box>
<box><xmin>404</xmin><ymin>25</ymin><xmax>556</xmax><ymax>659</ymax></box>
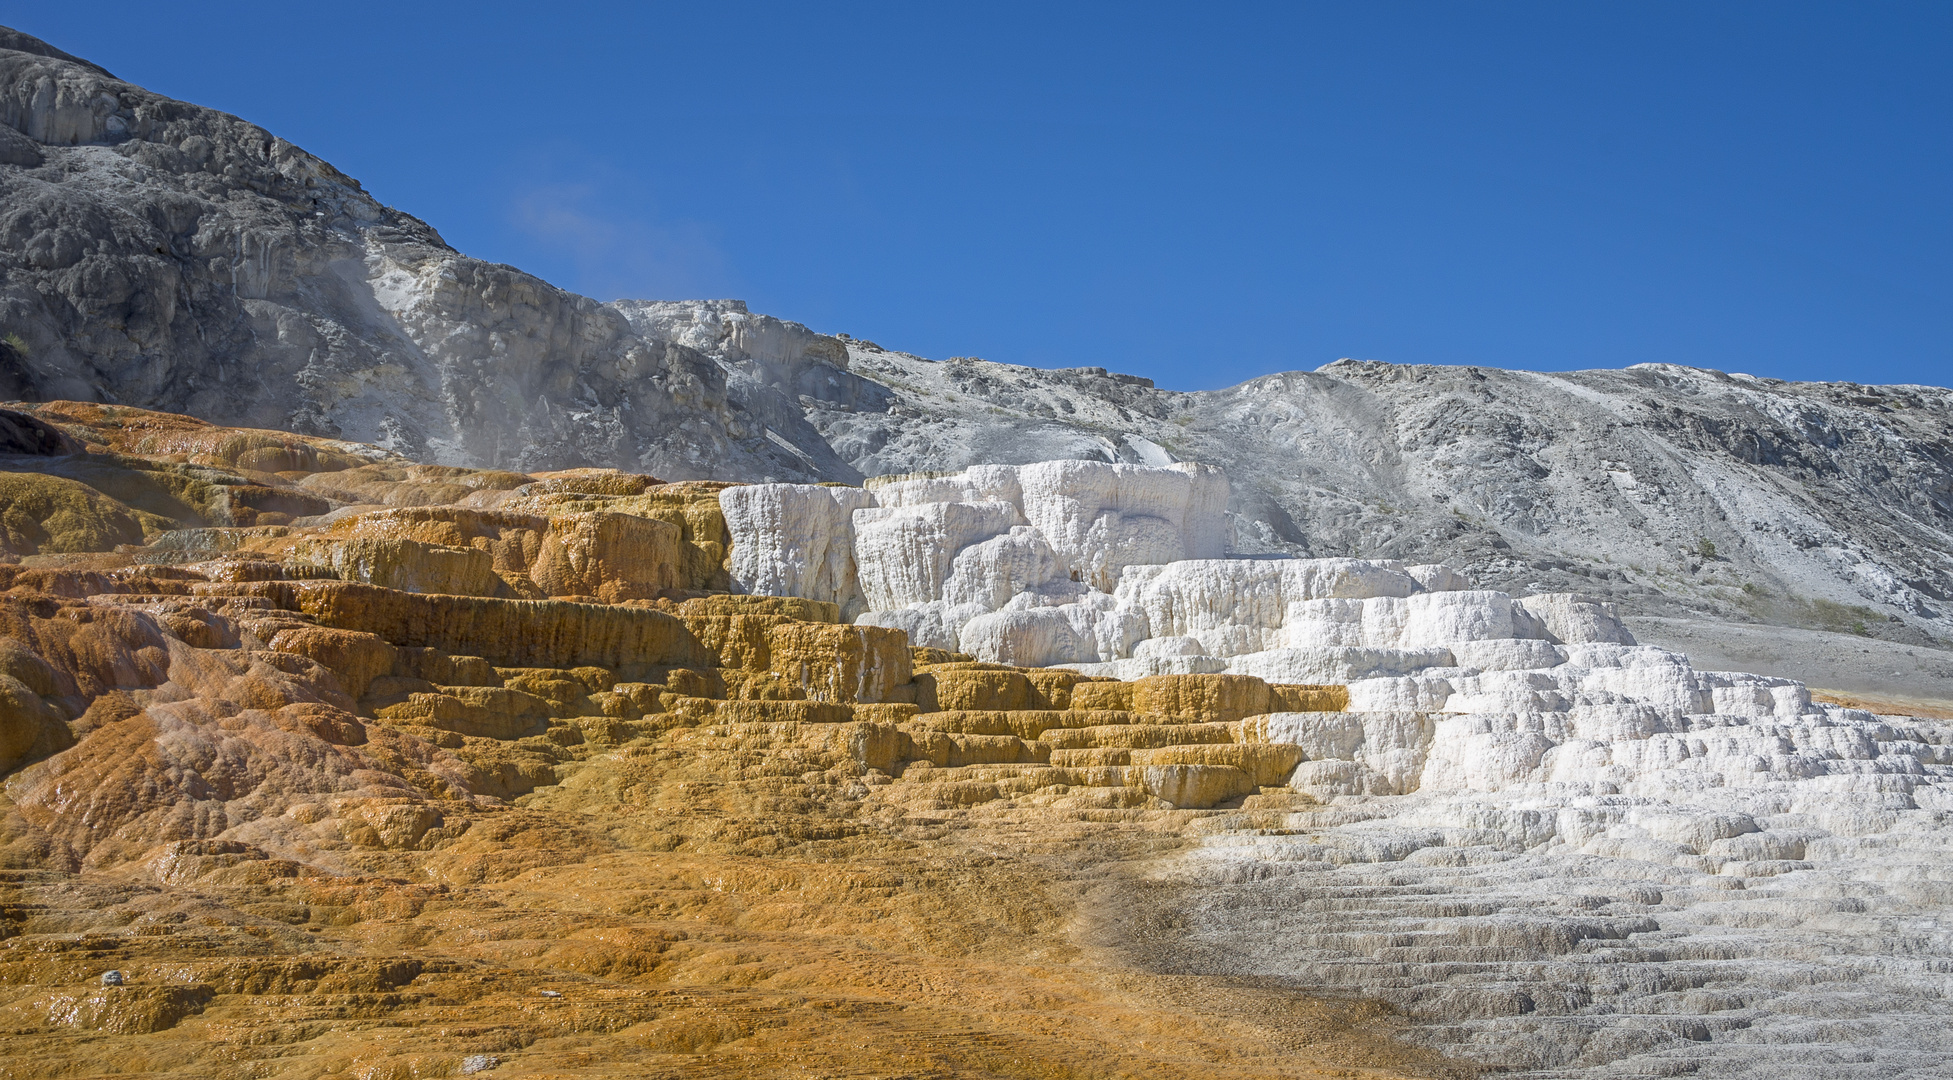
<box><xmin>723</xmin><ymin>461</ymin><xmax>1953</xmax><ymax>1077</ymax></box>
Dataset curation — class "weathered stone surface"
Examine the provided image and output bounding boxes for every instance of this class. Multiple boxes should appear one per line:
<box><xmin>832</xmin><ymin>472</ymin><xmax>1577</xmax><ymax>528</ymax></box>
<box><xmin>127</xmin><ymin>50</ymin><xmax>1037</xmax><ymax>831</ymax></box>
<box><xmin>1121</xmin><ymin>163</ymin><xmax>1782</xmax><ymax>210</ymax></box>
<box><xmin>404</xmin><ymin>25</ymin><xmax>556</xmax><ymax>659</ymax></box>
<box><xmin>4</xmin><ymin>22</ymin><xmax>1953</xmax><ymax>1077</ymax></box>
<box><xmin>290</xmin><ymin>582</ymin><xmax>705</xmax><ymax>672</ymax></box>
<box><xmin>0</xmin><ymin>36</ymin><xmax>798</xmax><ymax>481</ymax></box>
<box><xmin>766</xmin><ymin>622</ymin><xmax>911</xmax><ymax>704</ymax></box>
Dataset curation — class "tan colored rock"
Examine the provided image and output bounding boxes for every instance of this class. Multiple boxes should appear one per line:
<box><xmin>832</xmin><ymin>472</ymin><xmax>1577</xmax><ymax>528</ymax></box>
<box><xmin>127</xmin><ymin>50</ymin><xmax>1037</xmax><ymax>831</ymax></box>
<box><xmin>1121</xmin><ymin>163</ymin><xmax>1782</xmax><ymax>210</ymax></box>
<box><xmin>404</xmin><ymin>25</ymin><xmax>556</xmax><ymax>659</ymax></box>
<box><xmin>1128</xmin><ymin>674</ymin><xmax>1273</xmax><ymax>723</ymax></box>
<box><xmin>714</xmin><ymin>700</ymin><xmax>853</xmax><ymax>724</ymax></box>
<box><xmin>0</xmin><ymin>671</ymin><xmax>71</xmax><ymax>772</ymax></box>
<box><xmin>1025</xmin><ymin>669</ymin><xmax>1085</xmax><ymax>709</ymax></box>
<box><xmin>766</xmin><ymin>622</ymin><xmax>912</xmax><ymax>704</ymax></box>
<box><xmin>903</xmin><ymin>709</ymin><xmax>1144</xmax><ymax>740</ymax></box>
<box><xmin>530</xmin><ymin>512</ymin><xmax>682</xmax><ymax>602</ymax></box>
<box><xmin>36</xmin><ymin>985</ymin><xmax>214</xmax><ymax>1034</ymax></box>
<box><xmin>902</xmin><ymin>731</ymin><xmax>1048</xmax><ymax>768</ymax></box>
<box><xmin>1269</xmin><ymin>682</ymin><xmax>1349</xmax><ymax>712</ymax></box>
<box><xmin>267</xmin><ymin>627</ymin><xmax>397</xmax><ymax>700</ymax></box>
<box><xmin>290</xmin><ymin>582</ymin><xmax>705</xmax><ymax>672</ymax></box>
<box><xmin>25</xmin><ymin>401</ymin><xmax>380</xmax><ymax>475</ymax></box>
<box><xmin>1130</xmin><ymin>763</ymin><xmax>1255</xmax><ymax>808</ymax></box>
<box><xmin>918</xmin><ymin>666</ymin><xmax>1034</xmax><ymax>711</ymax></box>
<box><xmin>290</xmin><ymin>536</ymin><xmax>501</xmax><ymax>597</ymax></box>
<box><xmin>1040</xmin><ymin>722</ymin><xmax>1237</xmax><ymax>750</ymax></box>
<box><xmin>1069</xmin><ymin>679</ymin><xmax>1136</xmax><ymax>713</ymax></box>
<box><xmin>374</xmin><ymin>687</ymin><xmax>552</xmax><ymax>739</ymax></box>
<box><xmin>521</xmin><ymin>469</ymin><xmax>663</xmax><ymax>496</ymax></box>
<box><xmin>498</xmin><ymin>482</ymin><xmax>736</xmax><ymax>591</ymax></box>
<box><xmin>671</xmin><ymin>593</ymin><xmax>838</xmax><ymax>622</ymax></box>
<box><xmin>682</xmin><ymin>614</ymin><xmax>790</xmax><ymax>672</ymax></box>
<box><xmin>1129</xmin><ymin>743</ymin><xmax>1303</xmax><ymax>786</ymax></box>
<box><xmin>295</xmin><ymin>462</ymin><xmax>533</xmax><ymax>507</ymax></box>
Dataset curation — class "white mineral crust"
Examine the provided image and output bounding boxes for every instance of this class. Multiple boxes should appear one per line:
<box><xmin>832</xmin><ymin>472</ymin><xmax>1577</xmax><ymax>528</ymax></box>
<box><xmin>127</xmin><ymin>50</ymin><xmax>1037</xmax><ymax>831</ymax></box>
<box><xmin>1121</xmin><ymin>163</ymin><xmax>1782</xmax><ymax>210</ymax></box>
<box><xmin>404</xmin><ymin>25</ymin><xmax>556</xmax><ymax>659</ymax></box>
<box><xmin>722</xmin><ymin>460</ymin><xmax>1953</xmax><ymax>1076</ymax></box>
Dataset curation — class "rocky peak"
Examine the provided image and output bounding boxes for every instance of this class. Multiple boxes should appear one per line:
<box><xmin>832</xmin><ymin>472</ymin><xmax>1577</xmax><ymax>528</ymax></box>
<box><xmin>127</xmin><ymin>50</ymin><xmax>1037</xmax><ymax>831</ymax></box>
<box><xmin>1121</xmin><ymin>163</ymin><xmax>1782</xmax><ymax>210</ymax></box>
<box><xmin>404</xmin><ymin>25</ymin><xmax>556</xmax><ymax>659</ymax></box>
<box><xmin>2</xmin><ymin>23</ymin><xmax>1949</xmax><ymax>655</ymax></box>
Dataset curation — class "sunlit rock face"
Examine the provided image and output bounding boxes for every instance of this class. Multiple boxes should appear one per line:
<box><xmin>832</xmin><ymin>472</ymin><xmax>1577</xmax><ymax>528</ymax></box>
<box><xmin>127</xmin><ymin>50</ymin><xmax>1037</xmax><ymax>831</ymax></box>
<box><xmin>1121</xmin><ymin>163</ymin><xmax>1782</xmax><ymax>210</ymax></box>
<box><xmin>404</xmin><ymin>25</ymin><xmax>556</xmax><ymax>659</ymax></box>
<box><xmin>724</xmin><ymin>460</ymin><xmax>1229</xmax><ymax>665</ymax></box>
<box><xmin>0</xmin><ymin>397</ymin><xmax>1948</xmax><ymax>1077</ymax></box>
<box><xmin>0</xmin><ymin>33</ymin><xmax>832</xmax><ymax>482</ymax></box>
<box><xmin>724</xmin><ymin>461</ymin><xmax>1953</xmax><ymax>1077</ymax></box>
<box><xmin>6</xmin><ymin>16</ymin><xmax>1953</xmax><ymax>1073</ymax></box>
<box><xmin>8</xmin><ymin>20</ymin><xmax>1953</xmax><ymax>656</ymax></box>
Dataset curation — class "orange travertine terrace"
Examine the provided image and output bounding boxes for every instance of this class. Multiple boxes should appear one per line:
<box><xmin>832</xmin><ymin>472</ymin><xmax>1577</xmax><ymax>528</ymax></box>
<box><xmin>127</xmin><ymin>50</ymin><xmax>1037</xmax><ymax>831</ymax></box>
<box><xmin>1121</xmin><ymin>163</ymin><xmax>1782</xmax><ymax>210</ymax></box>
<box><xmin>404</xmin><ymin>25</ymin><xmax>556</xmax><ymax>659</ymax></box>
<box><xmin>0</xmin><ymin>402</ymin><xmax>1441</xmax><ymax>1080</ymax></box>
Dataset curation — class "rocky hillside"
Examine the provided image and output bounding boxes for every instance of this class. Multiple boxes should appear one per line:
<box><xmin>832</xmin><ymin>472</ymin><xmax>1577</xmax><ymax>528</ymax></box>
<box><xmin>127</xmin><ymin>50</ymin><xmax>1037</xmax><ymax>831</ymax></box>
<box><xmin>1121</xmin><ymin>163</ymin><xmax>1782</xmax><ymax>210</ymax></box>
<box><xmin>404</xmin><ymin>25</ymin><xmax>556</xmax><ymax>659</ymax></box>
<box><xmin>783</xmin><ymin>342</ymin><xmax>1953</xmax><ymax>655</ymax></box>
<box><xmin>3</xmin><ymin>24</ymin><xmax>1950</xmax><ymax>656</ymax></box>
<box><xmin>2</xmin><ymin>402</ymin><xmax>1949</xmax><ymax>1077</ymax></box>
<box><xmin>0</xmin><ymin>401</ymin><xmax>1458</xmax><ymax>1079</ymax></box>
<box><xmin>0</xmin><ymin>29</ymin><xmax>820</xmax><ymax>482</ymax></box>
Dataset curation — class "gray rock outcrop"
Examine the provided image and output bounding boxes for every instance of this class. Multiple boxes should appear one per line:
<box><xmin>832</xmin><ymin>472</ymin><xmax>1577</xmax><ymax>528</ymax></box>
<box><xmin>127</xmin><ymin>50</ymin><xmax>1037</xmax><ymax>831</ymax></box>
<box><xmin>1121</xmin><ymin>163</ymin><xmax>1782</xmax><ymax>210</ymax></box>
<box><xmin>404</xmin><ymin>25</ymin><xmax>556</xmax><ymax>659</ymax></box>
<box><xmin>0</xmin><ymin>27</ymin><xmax>814</xmax><ymax>481</ymax></box>
<box><xmin>2</xmin><ymin>24</ymin><xmax>1950</xmax><ymax>652</ymax></box>
<box><xmin>770</xmin><ymin>342</ymin><xmax>1953</xmax><ymax>648</ymax></box>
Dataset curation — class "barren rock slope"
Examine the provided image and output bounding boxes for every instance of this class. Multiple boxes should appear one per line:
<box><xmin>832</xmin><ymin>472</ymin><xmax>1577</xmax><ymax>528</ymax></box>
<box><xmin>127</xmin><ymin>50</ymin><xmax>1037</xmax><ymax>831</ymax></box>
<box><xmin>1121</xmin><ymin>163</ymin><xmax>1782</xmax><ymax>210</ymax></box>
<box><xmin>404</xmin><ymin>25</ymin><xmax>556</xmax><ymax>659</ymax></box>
<box><xmin>0</xmin><ymin>401</ymin><xmax>1453</xmax><ymax>1079</ymax></box>
<box><xmin>782</xmin><ymin>344</ymin><xmax>1953</xmax><ymax>650</ymax></box>
<box><xmin>1</xmin><ymin>25</ymin><xmax>1948</xmax><ymax>656</ymax></box>
<box><xmin>0</xmin><ymin>28</ymin><xmax>818</xmax><ymax>481</ymax></box>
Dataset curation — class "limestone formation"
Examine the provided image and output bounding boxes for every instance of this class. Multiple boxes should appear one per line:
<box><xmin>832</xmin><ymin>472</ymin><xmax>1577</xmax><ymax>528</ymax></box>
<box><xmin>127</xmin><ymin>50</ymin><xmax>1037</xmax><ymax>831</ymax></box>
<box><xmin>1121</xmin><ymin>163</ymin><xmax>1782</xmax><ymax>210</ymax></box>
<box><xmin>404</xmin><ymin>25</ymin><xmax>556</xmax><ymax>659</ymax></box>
<box><xmin>0</xmin><ymin>402</ymin><xmax>1949</xmax><ymax>1075</ymax></box>
<box><xmin>2</xmin><ymin>20</ymin><xmax>1948</xmax><ymax>661</ymax></box>
<box><xmin>3</xmin><ymin>21</ymin><xmax>1953</xmax><ymax>1077</ymax></box>
<box><xmin>3</xmin><ymin>404</ymin><xmax>1476</xmax><ymax>1078</ymax></box>
<box><xmin>714</xmin><ymin>461</ymin><xmax>1953</xmax><ymax>1076</ymax></box>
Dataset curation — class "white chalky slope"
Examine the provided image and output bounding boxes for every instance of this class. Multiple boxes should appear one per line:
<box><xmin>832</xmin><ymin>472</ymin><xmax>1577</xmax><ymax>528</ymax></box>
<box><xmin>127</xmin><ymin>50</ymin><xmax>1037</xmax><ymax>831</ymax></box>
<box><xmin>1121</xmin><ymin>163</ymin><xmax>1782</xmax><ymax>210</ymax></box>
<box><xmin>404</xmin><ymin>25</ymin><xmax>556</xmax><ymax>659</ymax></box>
<box><xmin>723</xmin><ymin>462</ymin><xmax>1953</xmax><ymax>1076</ymax></box>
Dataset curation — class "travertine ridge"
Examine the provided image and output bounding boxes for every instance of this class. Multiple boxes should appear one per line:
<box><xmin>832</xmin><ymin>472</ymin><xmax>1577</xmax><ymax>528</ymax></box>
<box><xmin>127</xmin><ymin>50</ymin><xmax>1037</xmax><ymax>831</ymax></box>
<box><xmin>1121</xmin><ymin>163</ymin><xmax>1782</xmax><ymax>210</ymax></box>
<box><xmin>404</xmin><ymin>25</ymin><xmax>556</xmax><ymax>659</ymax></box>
<box><xmin>0</xmin><ymin>399</ymin><xmax>1948</xmax><ymax>1076</ymax></box>
<box><xmin>719</xmin><ymin>463</ymin><xmax>1953</xmax><ymax>1076</ymax></box>
<box><xmin>1</xmin><ymin>22</ymin><xmax>1951</xmax><ymax>1078</ymax></box>
<box><xmin>0</xmin><ymin>401</ymin><xmax>1464</xmax><ymax>1078</ymax></box>
<box><xmin>2</xmin><ymin>24</ymin><xmax>1950</xmax><ymax>666</ymax></box>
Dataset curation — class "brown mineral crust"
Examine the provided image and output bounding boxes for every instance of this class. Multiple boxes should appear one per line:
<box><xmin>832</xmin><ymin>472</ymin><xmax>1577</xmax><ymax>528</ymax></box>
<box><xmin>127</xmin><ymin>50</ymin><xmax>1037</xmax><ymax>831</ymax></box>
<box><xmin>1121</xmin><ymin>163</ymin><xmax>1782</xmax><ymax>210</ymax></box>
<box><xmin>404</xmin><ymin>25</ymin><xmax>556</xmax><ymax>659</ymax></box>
<box><xmin>1074</xmin><ymin>672</ymin><xmax>1350</xmax><ymax>719</ymax></box>
<box><xmin>265</xmin><ymin>627</ymin><xmax>397</xmax><ymax>700</ymax></box>
<box><xmin>527</xmin><ymin>511</ymin><xmax>682</xmax><ymax>601</ymax></box>
<box><xmin>493</xmin><ymin>481</ymin><xmax>739</xmax><ymax>592</ymax></box>
<box><xmin>765</xmin><ymin>620</ymin><xmax>913</xmax><ymax>704</ymax></box>
<box><xmin>0</xmin><ymin>404</ymin><xmax>1450</xmax><ymax>1080</ymax></box>
<box><xmin>665</xmin><ymin>591</ymin><xmax>840</xmax><ymax>622</ymax></box>
<box><xmin>316</xmin><ymin>505</ymin><xmax>553</xmax><ymax>597</ymax></box>
<box><xmin>286</xmin><ymin>582</ymin><xmax>709</xmax><ymax>672</ymax></box>
<box><xmin>18</xmin><ymin>401</ymin><xmax>385</xmax><ymax>474</ymax></box>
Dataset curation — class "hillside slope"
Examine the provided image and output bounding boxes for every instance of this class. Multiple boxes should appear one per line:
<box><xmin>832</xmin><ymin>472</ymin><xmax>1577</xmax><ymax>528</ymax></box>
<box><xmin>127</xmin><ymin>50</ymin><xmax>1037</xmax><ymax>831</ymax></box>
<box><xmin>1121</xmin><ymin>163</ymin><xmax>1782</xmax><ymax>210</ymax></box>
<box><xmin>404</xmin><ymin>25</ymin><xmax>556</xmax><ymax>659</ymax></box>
<box><xmin>1</xmin><ymin>402</ymin><xmax>1948</xmax><ymax>1077</ymax></box>
<box><xmin>0</xmin><ymin>28</ymin><xmax>816</xmax><ymax>481</ymax></box>
<box><xmin>2</xmin><ymin>25</ymin><xmax>1949</xmax><ymax>656</ymax></box>
<box><xmin>788</xmin><ymin>342</ymin><xmax>1953</xmax><ymax>648</ymax></box>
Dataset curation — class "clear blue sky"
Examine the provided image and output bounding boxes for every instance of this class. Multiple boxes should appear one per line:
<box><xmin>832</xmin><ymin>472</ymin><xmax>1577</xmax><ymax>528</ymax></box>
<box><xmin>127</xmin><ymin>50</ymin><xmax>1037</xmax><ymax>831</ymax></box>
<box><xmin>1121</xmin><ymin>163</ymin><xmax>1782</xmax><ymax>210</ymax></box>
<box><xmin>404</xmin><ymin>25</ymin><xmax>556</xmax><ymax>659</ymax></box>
<box><xmin>15</xmin><ymin>2</ymin><xmax>1951</xmax><ymax>390</ymax></box>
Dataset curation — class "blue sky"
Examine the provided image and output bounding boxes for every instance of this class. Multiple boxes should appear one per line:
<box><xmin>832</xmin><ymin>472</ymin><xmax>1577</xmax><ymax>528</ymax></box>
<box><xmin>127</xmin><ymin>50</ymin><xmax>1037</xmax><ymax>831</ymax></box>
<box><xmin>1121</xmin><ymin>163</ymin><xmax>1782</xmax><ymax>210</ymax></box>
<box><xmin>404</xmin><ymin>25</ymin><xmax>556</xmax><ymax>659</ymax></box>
<box><xmin>16</xmin><ymin>2</ymin><xmax>1951</xmax><ymax>390</ymax></box>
